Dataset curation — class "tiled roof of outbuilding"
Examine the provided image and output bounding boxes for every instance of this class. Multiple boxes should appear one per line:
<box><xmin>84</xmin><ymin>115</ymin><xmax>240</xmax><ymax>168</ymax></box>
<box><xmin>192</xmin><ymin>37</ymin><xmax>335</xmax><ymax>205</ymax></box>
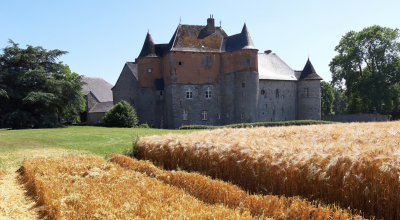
<box><xmin>258</xmin><ymin>52</ymin><xmax>297</xmax><ymax>81</ymax></box>
<box><xmin>89</xmin><ymin>101</ymin><xmax>114</xmax><ymax>113</ymax></box>
<box><xmin>81</xmin><ymin>77</ymin><xmax>113</xmax><ymax>102</ymax></box>
<box><xmin>299</xmin><ymin>58</ymin><xmax>322</xmax><ymax>80</ymax></box>
<box><xmin>220</xmin><ymin>23</ymin><xmax>256</xmax><ymax>52</ymax></box>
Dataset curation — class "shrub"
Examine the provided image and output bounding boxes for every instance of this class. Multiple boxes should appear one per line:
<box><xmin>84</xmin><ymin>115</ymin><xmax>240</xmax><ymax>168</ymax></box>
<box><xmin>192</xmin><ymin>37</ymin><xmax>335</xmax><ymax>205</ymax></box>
<box><xmin>179</xmin><ymin>120</ymin><xmax>336</xmax><ymax>129</ymax></box>
<box><xmin>103</xmin><ymin>100</ymin><xmax>138</xmax><ymax>127</ymax></box>
<box><xmin>62</xmin><ymin>121</ymin><xmax>73</xmax><ymax>126</ymax></box>
<box><xmin>137</xmin><ymin>123</ymin><xmax>150</xmax><ymax>128</ymax></box>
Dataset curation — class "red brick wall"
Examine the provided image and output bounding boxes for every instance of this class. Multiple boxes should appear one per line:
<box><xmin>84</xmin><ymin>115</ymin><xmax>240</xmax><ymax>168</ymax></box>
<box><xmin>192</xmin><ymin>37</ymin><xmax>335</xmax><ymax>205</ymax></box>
<box><xmin>137</xmin><ymin>57</ymin><xmax>162</xmax><ymax>88</ymax></box>
<box><xmin>221</xmin><ymin>50</ymin><xmax>258</xmax><ymax>74</ymax></box>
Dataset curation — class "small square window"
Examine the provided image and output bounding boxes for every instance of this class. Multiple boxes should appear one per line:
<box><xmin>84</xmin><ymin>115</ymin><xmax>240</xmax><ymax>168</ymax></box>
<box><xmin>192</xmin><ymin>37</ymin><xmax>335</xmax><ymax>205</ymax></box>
<box><xmin>261</xmin><ymin>112</ymin><xmax>265</xmax><ymax>116</ymax></box>
<box><xmin>242</xmin><ymin>83</ymin><xmax>245</xmax><ymax>88</ymax></box>
<box><xmin>147</xmin><ymin>68</ymin><xmax>152</xmax><ymax>73</ymax></box>
<box><xmin>204</xmin><ymin>56</ymin><xmax>212</xmax><ymax>66</ymax></box>
<box><xmin>178</xmin><ymin>61</ymin><xmax>183</xmax><ymax>66</ymax></box>
<box><xmin>245</xmin><ymin>59</ymin><xmax>251</xmax><ymax>65</ymax></box>
<box><xmin>201</xmin><ymin>110</ymin><xmax>208</xmax><ymax>120</ymax></box>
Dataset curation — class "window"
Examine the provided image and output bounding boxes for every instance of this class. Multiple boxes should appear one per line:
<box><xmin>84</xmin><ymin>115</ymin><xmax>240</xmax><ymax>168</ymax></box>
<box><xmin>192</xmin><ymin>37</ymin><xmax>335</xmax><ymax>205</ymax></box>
<box><xmin>226</xmin><ymin>113</ymin><xmax>230</xmax><ymax>118</ymax></box>
<box><xmin>178</xmin><ymin>61</ymin><xmax>183</xmax><ymax>66</ymax></box>
<box><xmin>186</xmin><ymin>87</ymin><xmax>193</xmax><ymax>99</ymax></box>
<box><xmin>201</xmin><ymin>110</ymin><xmax>208</xmax><ymax>120</ymax></box>
<box><xmin>304</xmin><ymin>88</ymin><xmax>309</xmax><ymax>97</ymax></box>
<box><xmin>205</xmin><ymin>87</ymin><xmax>212</xmax><ymax>99</ymax></box>
<box><xmin>241</xmin><ymin>112</ymin><xmax>244</xmax><ymax>119</ymax></box>
<box><xmin>159</xmin><ymin>91</ymin><xmax>163</xmax><ymax>96</ymax></box>
<box><xmin>281</xmin><ymin>107</ymin><xmax>284</xmax><ymax>115</ymax></box>
<box><xmin>147</xmin><ymin>68</ymin><xmax>152</xmax><ymax>73</ymax></box>
<box><xmin>276</xmin><ymin>89</ymin><xmax>279</xmax><ymax>98</ymax></box>
<box><xmin>260</xmin><ymin>89</ymin><xmax>265</xmax><ymax>95</ymax></box>
<box><xmin>245</xmin><ymin>59</ymin><xmax>251</xmax><ymax>65</ymax></box>
<box><xmin>242</xmin><ymin>83</ymin><xmax>245</xmax><ymax>88</ymax></box>
<box><xmin>217</xmin><ymin>113</ymin><xmax>221</xmax><ymax>119</ymax></box>
<box><xmin>261</xmin><ymin>112</ymin><xmax>265</xmax><ymax>116</ymax></box>
<box><xmin>204</xmin><ymin>56</ymin><xmax>212</xmax><ymax>66</ymax></box>
<box><xmin>183</xmin><ymin>110</ymin><xmax>188</xmax><ymax>120</ymax></box>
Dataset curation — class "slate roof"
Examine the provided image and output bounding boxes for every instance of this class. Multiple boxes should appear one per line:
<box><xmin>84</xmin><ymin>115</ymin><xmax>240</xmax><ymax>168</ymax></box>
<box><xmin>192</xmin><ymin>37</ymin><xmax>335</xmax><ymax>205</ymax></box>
<box><xmin>138</xmin><ymin>32</ymin><xmax>157</xmax><ymax>58</ymax></box>
<box><xmin>258</xmin><ymin>53</ymin><xmax>298</xmax><ymax>81</ymax></box>
<box><xmin>89</xmin><ymin>101</ymin><xmax>114</xmax><ymax>113</ymax></box>
<box><xmin>81</xmin><ymin>77</ymin><xmax>113</xmax><ymax>102</ymax></box>
<box><xmin>125</xmin><ymin>62</ymin><xmax>138</xmax><ymax>80</ymax></box>
<box><xmin>165</xmin><ymin>24</ymin><xmax>228</xmax><ymax>53</ymax></box>
<box><xmin>299</xmin><ymin>58</ymin><xmax>323</xmax><ymax>80</ymax></box>
<box><xmin>220</xmin><ymin>23</ymin><xmax>256</xmax><ymax>52</ymax></box>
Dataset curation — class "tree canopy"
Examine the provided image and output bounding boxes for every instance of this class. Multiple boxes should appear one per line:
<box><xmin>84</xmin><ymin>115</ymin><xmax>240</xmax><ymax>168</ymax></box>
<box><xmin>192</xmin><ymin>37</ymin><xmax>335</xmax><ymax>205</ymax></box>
<box><xmin>0</xmin><ymin>40</ymin><xmax>85</xmax><ymax>129</ymax></box>
<box><xmin>103</xmin><ymin>100</ymin><xmax>139</xmax><ymax>127</ymax></box>
<box><xmin>321</xmin><ymin>81</ymin><xmax>335</xmax><ymax>115</ymax></box>
<box><xmin>329</xmin><ymin>25</ymin><xmax>400</xmax><ymax>115</ymax></box>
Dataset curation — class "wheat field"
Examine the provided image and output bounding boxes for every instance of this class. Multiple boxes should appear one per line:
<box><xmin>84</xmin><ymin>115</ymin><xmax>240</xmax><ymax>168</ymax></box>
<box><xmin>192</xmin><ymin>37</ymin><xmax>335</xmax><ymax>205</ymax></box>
<box><xmin>137</xmin><ymin>121</ymin><xmax>400</xmax><ymax>220</ymax></box>
<box><xmin>22</xmin><ymin>155</ymin><xmax>257</xmax><ymax>219</ymax></box>
<box><xmin>111</xmin><ymin>154</ymin><xmax>364</xmax><ymax>219</ymax></box>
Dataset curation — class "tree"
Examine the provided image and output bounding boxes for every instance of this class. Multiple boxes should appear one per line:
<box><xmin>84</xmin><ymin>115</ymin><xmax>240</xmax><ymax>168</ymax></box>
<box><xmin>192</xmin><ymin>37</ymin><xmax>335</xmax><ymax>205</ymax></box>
<box><xmin>330</xmin><ymin>25</ymin><xmax>400</xmax><ymax>115</ymax></box>
<box><xmin>0</xmin><ymin>40</ymin><xmax>85</xmax><ymax>129</ymax></box>
<box><xmin>321</xmin><ymin>81</ymin><xmax>335</xmax><ymax>115</ymax></box>
<box><xmin>332</xmin><ymin>89</ymin><xmax>347</xmax><ymax>115</ymax></box>
<box><xmin>103</xmin><ymin>100</ymin><xmax>138</xmax><ymax>127</ymax></box>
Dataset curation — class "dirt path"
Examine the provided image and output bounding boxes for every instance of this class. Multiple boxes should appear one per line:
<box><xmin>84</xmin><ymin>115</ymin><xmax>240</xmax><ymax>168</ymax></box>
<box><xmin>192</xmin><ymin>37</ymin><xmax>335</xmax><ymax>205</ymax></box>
<box><xmin>0</xmin><ymin>172</ymin><xmax>40</xmax><ymax>220</ymax></box>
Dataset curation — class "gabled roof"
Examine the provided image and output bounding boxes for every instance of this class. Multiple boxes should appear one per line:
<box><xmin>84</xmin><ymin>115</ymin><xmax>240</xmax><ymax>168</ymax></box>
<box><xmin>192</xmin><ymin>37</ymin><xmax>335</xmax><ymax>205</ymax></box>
<box><xmin>220</xmin><ymin>23</ymin><xmax>256</xmax><ymax>52</ymax></box>
<box><xmin>125</xmin><ymin>62</ymin><xmax>138</xmax><ymax>80</ymax></box>
<box><xmin>258</xmin><ymin>52</ymin><xmax>297</xmax><ymax>81</ymax></box>
<box><xmin>89</xmin><ymin>101</ymin><xmax>114</xmax><ymax>113</ymax></box>
<box><xmin>299</xmin><ymin>58</ymin><xmax>323</xmax><ymax>80</ymax></box>
<box><xmin>138</xmin><ymin>32</ymin><xmax>157</xmax><ymax>58</ymax></box>
<box><xmin>81</xmin><ymin>77</ymin><xmax>113</xmax><ymax>102</ymax></box>
<box><xmin>165</xmin><ymin>24</ymin><xmax>228</xmax><ymax>53</ymax></box>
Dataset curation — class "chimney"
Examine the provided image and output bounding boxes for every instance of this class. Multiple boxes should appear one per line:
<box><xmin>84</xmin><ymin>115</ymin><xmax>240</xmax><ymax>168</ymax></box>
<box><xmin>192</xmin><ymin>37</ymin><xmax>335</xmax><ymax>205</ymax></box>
<box><xmin>206</xmin><ymin>14</ymin><xmax>215</xmax><ymax>33</ymax></box>
<box><xmin>265</xmin><ymin>50</ymin><xmax>272</xmax><ymax>54</ymax></box>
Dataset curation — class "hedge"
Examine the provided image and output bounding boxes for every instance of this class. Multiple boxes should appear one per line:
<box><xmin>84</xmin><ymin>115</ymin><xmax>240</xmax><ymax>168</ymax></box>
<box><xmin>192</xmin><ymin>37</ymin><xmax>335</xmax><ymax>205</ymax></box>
<box><xmin>179</xmin><ymin>120</ymin><xmax>337</xmax><ymax>130</ymax></box>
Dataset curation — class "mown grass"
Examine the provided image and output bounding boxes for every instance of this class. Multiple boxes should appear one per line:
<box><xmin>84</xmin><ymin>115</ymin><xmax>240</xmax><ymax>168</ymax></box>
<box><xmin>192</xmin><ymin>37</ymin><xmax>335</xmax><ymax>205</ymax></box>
<box><xmin>0</xmin><ymin>126</ymin><xmax>193</xmax><ymax>170</ymax></box>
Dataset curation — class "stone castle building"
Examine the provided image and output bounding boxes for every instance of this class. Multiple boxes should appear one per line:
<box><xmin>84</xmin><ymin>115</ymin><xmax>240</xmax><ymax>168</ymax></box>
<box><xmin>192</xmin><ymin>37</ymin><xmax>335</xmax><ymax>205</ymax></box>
<box><xmin>113</xmin><ymin>15</ymin><xmax>322</xmax><ymax>128</ymax></box>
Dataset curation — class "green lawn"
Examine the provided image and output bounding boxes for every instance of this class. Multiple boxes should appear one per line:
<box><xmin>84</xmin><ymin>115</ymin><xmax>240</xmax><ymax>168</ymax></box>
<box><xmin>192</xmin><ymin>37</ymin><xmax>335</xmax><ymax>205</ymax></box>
<box><xmin>0</xmin><ymin>126</ymin><xmax>194</xmax><ymax>170</ymax></box>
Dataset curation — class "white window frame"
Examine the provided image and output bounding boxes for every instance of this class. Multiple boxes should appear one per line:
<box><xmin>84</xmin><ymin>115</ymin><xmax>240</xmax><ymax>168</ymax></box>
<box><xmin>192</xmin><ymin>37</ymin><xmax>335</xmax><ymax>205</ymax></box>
<box><xmin>305</xmin><ymin>88</ymin><xmax>309</xmax><ymax>97</ymax></box>
<box><xmin>183</xmin><ymin>110</ymin><xmax>188</xmax><ymax>120</ymax></box>
<box><xmin>201</xmin><ymin>110</ymin><xmax>208</xmax><ymax>121</ymax></box>
<box><xmin>186</xmin><ymin>87</ymin><xmax>193</xmax><ymax>99</ymax></box>
<box><xmin>205</xmin><ymin>87</ymin><xmax>212</xmax><ymax>99</ymax></box>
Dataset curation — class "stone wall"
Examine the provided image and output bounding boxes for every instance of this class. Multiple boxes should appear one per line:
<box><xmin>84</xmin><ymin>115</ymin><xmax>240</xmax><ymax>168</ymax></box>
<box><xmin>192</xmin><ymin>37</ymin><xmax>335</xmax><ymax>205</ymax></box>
<box><xmin>297</xmin><ymin>80</ymin><xmax>321</xmax><ymax>120</ymax></box>
<box><xmin>88</xmin><ymin>112</ymin><xmax>105</xmax><ymax>124</ymax></box>
<box><xmin>112</xmin><ymin>64</ymin><xmax>138</xmax><ymax>107</ymax></box>
<box><xmin>322</xmin><ymin>114</ymin><xmax>388</xmax><ymax>122</ymax></box>
<box><xmin>258</xmin><ymin>80</ymin><xmax>297</xmax><ymax>122</ymax></box>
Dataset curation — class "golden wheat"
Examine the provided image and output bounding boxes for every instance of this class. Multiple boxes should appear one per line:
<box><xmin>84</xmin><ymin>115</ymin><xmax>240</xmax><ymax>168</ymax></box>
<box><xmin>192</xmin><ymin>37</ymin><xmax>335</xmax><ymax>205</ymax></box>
<box><xmin>22</xmin><ymin>156</ymin><xmax>257</xmax><ymax>219</ymax></box>
<box><xmin>0</xmin><ymin>169</ymin><xmax>6</xmax><ymax>179</ymax></box>
<box><xmin>137</xmin><ymin>121</ymin><xmax>400</xmax><ymax>220</ymax></box>
<box><xmin>111</xmin><ymin>154</ymin><xmax>364</xmax><ymax>219</ymax></box>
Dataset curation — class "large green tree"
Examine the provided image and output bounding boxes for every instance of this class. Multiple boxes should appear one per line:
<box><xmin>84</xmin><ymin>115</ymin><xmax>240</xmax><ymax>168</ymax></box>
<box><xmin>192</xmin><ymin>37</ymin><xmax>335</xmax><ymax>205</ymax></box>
<box><xmin>330</xmin><ymin>25</ymin><xmax>400</xmax><ymax>115</ymax></box>
<box><xmin>0</xmin><ymin>40</ymin><xmax>85</xmax><ymax>129</ymax></box>
<box><xmin>321</xmin><ymin>81</ymin><xmax>335</xmax><ymax>115</ymax></box>
<box><xmin>332</xmin><ymin>89</ymin><xmax>347</xmax><ymax>115</ymax></box>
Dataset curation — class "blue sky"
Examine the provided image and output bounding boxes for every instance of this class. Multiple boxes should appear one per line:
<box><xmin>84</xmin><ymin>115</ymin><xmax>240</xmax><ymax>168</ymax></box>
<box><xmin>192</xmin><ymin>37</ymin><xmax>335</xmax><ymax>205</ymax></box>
<box><xmin>1</xmin><ymin>0</ymin><xmax>399</xmax><ymax>85</ymax></box>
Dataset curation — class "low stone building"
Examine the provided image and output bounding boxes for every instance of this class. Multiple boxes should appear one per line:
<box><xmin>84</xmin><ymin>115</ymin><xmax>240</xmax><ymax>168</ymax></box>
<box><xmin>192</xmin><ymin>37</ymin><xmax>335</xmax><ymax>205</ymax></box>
<box><xmin>81</xmin><ymin>77</ymin><xmax>113</xmax><ymax>123</ymax></box>
<box><xmin>113</xmin><ymin>15</ymin><xmax>322</xmax><ymax>128</ymax></box>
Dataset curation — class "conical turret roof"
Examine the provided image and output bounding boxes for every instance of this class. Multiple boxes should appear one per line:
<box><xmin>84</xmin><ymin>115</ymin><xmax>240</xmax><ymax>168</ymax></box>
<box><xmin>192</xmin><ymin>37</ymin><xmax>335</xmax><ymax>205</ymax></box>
<box><xmin>299</xmin><ymin>58</ymin><xmax>322</xmax><ymax>80</ymax></box>
<box><xmin>138</xmin><ymin>31</ymin><xmax>157</xmax><ymax>58</ymax></box>
<box><xmin>220</xmin><ymin>23</ymin><xmax>256</xmax><ymax>52</ymax></box>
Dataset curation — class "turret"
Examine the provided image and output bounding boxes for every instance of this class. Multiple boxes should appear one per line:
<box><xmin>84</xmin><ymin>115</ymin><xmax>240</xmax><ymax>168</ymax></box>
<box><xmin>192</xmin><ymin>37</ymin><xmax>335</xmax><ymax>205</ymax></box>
<box><xmin>299</xmin><ymin>58</ymin><xmax>322</xmax><ymax>80</ymax></box>
<box><xmin>138</xmin><ymin>31</ymin><xmax>157</xmax><ymax>58</ymax></box>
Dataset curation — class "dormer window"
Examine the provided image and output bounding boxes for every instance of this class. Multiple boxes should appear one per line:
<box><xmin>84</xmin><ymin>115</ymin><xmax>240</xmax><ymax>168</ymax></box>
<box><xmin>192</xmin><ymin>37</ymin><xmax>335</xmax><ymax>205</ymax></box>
<box><xmin>147</xmin><ymin>68</ymin><xmax>152</xmax><ymax>73</ymax></box>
